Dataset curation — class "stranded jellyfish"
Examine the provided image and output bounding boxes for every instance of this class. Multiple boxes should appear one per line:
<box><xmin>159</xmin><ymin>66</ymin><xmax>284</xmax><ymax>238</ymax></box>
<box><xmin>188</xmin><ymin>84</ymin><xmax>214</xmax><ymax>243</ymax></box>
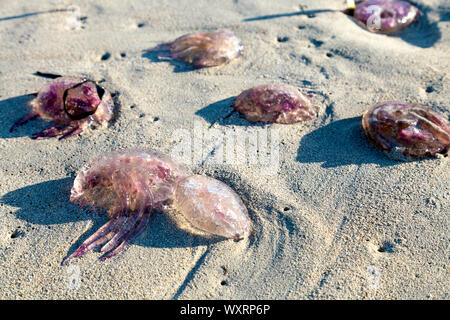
<box><xmin>232</xmin><ymin>84</ymin><xmax>319</xmax><ymax>124</ymax></box>
<box><xmin>62</xmin><ymin>149</ymin><xmax>250</xmax><ymax>264</ymax></box>
<box><xmin>151</xmin><ymin>29</ymin><xmax>243</xmax><ymax>68</ymax></box>
<box><xmin>347</xmin><ymin>0</ymin><xmax>421</xmax><ymax>34</ymax></box>
<box><xmin>10</xmin><ymin>74</ymin><xmax>115</xmax><ymax>139</ymax></box>
<box><xmin>362</xmin><ymin>102</ymin><xmax>450</xmax><ymax>160</ymax></box>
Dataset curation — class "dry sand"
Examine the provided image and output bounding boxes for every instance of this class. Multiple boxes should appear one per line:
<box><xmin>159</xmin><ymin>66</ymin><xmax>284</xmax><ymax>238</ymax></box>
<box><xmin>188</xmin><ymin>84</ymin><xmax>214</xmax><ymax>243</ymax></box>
<box><xmin>0</xmin><ymin>0</ymin><xmax>448</xmax><ymax>299</ymax></box>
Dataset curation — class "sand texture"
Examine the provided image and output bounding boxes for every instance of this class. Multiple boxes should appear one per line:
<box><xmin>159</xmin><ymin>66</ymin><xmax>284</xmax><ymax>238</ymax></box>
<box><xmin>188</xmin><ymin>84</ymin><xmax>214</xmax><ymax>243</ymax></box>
<box><xmin>0</xmin><ymin>0</ymin><xmax>448</xmax><ymax>299</ymax></box>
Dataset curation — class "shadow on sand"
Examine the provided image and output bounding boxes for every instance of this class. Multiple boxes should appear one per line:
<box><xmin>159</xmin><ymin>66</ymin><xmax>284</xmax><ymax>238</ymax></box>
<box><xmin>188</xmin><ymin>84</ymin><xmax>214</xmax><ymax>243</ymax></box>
<box><xmin>394</xmin><ymin>2</ymin><xmax>442</xmax><ymax>48</ymax></box>
<box><xmin>142</xmin><ymin>49</ymin><xmax>196</xmax><ymax>73</ymax></box>
<box><xmin>0</xmin><ymin>94</ymin><xmax>49</xmax><ymax>139</ymax></box>
<box><xmin>195</xmin><ymin>97</ymin><xmax>268</xmax><ymax>128</ymax></box>
<box><xmin>296</xmin><ymin>117</ymin><xmax>401</xmax><ymax>168</ymax></box>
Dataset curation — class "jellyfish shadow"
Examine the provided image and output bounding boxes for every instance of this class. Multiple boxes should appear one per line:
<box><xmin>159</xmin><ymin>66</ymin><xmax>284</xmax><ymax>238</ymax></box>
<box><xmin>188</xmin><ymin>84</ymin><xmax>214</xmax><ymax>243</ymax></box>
<box><xmin>439</xmin><ymin>6</ymin><xmax>450</xmax><ymax>22</ymax></box>
<box><xmin>1</xmin><ymin>178</ymin><xmax>222</xmax><ymax>262</ymax></box>
<box><xmin>296</xmin><ymin>117</ymin><xmax>401</xmax><ymax>168</ymax></box>
<box><xmin>0</xmin><ymin>94</ymin><xmax>49</xmax><ymax>139</ymax></box>
<box><xmin>195</xmin><ymin>97</ymin><xmax>268</xmax><ymax>128</ymax></box>
<box><xmin>1</xmin><ymin>178</ymin><xmax>78</xmax><ymax>225</ymax></box>
<box><xmin>396</xmin><ymin>2</ymin><xmax>442</xmax><ymax>48</ymax></box>
<box><xmin>142</xmin><ymin>49</ymin><xmax>196</xmax><ymax>73</ymax></box>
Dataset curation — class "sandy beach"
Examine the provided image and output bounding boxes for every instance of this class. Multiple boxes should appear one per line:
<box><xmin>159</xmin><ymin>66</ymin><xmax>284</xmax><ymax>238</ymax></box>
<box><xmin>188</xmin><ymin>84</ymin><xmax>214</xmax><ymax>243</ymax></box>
<box><xmin>0</xmin><ymin>0</ymin><xmax>448</xmax><ymax>299</ymax></box>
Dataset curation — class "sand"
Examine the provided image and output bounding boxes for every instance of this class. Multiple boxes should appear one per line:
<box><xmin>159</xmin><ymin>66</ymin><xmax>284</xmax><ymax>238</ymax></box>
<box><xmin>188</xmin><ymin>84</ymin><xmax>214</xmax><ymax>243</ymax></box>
<box><xmin>0</xmin><ymin>0</ymin><xmax>448</xmax><ymax>299</ymax></box>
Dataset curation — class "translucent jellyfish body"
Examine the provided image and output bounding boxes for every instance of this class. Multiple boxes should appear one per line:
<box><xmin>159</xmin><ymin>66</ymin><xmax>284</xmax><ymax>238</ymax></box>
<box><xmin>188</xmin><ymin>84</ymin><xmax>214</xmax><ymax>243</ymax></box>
<box><xmin>352</xmin><ymin>0</ymin><xmax>421</xmax><ymax>34</ymax></box>
<box><xmin>362</xmin><ymin>102</ymin><xmax>450</xmax><ymax>160</ymax></box>
<box><xmin>62</xmin><ymin>149</ymin><xmax>250</xmax><ymax>264</ymax></box>
<box><xmin>175</xmin><ymin>175</ymin><xmax>250</xmax><ymax>239</ymax></box>
<box><xmin>156</xmin><ymin>29</ymin><xmax>243</xmax><ymax>68</ymax></box>
<box><xmin>232</xmin><ymin>84</ymin><xmax>319</xmax><ymax>124</ymax></box>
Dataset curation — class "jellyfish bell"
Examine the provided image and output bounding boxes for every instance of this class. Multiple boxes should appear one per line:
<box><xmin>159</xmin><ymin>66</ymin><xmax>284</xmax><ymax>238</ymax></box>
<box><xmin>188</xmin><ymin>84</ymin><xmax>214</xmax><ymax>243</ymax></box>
<box><xmin>174</xmin><ymin>175</ymin><xmax>250</xmax><ymax>239</ymax></box>
<box><xmin>349</xmin><ymin>0</ymin><xmax>421</xmax><ymax>34</ymax></box>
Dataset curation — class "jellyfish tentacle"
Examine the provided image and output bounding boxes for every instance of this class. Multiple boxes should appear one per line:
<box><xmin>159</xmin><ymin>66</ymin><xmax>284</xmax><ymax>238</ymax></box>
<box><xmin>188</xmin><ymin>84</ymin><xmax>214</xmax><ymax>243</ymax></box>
<box><xmin>32</xmin><ymin>125</ymin><xmax>68</xmax><ymax>139</ymax></box>
<box><xmin>98</xmin><ymin>185</ymin><xmax>153</xmax><ymax>260</ymax></box>
<box><xmin>10</xmin><ymin>112</ymin><xmax>39</xmax><ymax>132</ymax></box>
<box><xmin>126</xmin><ymin>208</ymin><xmax>153</xmax><ymax>244</ymax></box>
<box><xmin>99</xmin><ymin>212</ymin><xmax>142</xmax><ymax>253</ymax></box>
<box><xmin>99</xmin><ymin>208</ymin><xmax>153</xmax><ymax>262</ymax></box>
<box><xmin>59</xmin><ymin>125</ymin><xmax>83</xmax><ymax>140</ymax></box>
<box><xmin>61</xmin><ymin>216</ymin><xmax>126</xmax><ymax>265</ymax></box>
<box><xmin>79</xmin><ymin>215</ymin><xmax>130</xmax><ymax>253</ymax></box>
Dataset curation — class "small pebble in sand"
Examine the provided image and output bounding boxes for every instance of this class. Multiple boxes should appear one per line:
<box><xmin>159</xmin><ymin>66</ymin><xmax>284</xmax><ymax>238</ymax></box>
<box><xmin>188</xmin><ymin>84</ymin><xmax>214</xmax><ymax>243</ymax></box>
<box><xmin>232</xmin><ymin>84</ymin><xmax>318</xmax><ymax>124</ymax></box>
<box><xmin>152</xmin><ymin>29</ymin><xmax>243</xmax><ymax>68</ymax></box>
<box><xmin>62</xmin><ymin>149</ymin><xmax>250</xmax><ymax>264</ymax></box>
<box><xmin>362</xmin><ymin>102</ymin><xmax>450</xmax><ymax>160</ymax></box>
<box><xmin>10</xmin><ymin>75</ymin><xmax>115</xmax><ymax>139</ymax></box>
<box><xmin>351</xmin><ymin>0</ymin><xmax>421</xmax><ymax>34</ymax></box>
